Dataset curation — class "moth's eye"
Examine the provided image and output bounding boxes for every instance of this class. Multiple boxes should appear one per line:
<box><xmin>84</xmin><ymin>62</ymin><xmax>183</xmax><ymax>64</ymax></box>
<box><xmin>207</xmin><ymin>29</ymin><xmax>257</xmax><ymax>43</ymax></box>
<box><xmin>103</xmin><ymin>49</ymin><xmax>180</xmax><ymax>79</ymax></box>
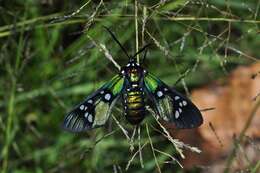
<box><xmin>126</xmin><ymin>69</ymin><xmax>133</xmax><ymax>75</ymax></box>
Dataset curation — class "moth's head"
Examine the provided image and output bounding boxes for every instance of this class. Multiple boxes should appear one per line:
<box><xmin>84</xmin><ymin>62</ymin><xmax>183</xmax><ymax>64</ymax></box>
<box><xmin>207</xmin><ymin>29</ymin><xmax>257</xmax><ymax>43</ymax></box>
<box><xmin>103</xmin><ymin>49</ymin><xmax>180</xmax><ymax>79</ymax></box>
<box><xmin>120</xmin><ymin>59</ymin><xmax>144</xmax><ymax>82</ymax></box>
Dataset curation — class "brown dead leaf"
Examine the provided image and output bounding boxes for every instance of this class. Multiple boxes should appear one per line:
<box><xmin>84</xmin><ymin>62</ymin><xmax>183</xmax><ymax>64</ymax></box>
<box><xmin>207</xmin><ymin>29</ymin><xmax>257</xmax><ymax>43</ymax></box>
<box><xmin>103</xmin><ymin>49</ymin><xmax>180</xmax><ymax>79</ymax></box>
<box><xmin>173</xmin><ymin>63</ymin><xmax>260</xmax><ymax>170</ymax></box>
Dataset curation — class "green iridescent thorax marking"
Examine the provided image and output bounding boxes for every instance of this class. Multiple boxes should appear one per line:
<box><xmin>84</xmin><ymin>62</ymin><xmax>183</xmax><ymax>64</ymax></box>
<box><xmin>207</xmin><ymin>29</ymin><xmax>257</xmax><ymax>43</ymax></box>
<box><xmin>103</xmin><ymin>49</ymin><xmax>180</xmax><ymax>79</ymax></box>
<box><xmin>128</xmin><ymin>69</ymin><xmax>140</xmax><ymax>82</ymax></box>
<box><xmin>144</xmin><ymin>74</ymin><xmax>159</xmax><ymax>92</ymax></box>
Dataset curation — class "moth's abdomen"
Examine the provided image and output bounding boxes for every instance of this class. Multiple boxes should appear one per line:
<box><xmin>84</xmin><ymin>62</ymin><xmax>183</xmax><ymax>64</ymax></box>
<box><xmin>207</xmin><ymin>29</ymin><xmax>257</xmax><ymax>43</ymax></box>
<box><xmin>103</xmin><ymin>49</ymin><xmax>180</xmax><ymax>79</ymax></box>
<box><xmin>124</xmin><ymin>90</ymin><xmax>145</xmax><ymax>125</ymax></box>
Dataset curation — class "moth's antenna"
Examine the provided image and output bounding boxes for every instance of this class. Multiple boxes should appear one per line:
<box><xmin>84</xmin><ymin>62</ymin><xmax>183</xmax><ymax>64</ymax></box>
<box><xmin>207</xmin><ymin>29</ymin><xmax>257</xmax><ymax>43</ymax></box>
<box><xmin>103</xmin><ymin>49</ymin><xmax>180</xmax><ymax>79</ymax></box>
<box><xmin>103</xmin><ymin>26</ymin><xmax>131</xmax><ymax>59</ymax></box>
<box><xmin>141</xmin><ymin>47</ymin><xmax>148</xmax><ymax>65</ymax></box>
<box><xmin>132</xmin><ymin>44</ymin><xmax>151</xmax><ymax>60</ymax></box>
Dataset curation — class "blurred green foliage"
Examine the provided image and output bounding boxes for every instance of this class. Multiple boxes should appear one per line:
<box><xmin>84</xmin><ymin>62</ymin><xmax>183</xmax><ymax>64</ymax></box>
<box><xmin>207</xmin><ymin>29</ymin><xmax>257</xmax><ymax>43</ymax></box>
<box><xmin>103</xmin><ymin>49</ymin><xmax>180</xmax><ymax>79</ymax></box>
<box><xmin>0</xmin><ymin>0</ymin><xmax>259</xmax><ymax>173</ymax></box>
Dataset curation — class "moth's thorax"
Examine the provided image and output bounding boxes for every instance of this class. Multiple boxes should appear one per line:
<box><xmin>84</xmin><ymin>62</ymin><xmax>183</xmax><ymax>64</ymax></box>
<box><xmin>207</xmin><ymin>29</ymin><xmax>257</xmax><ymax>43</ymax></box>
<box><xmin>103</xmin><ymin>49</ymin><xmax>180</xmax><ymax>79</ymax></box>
<box><xmin>121</xmin><ymin>61</ymin><xmax>144</xmax><ymax>83</ymax></box>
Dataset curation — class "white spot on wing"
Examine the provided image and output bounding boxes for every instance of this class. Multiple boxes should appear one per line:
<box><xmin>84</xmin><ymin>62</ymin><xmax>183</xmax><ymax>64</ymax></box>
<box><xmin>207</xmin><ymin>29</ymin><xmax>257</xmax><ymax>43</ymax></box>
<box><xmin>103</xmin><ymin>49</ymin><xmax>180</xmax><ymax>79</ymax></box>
<box><xmin>84</xmin><ymin>112</ymin><xmax>89</xmax><ymax>118</ymax></box>
<box><xmin>104</xmin><ymin>93</ymin><xmax>111</xmax><ymax>101</ymax></box>
<box><xmin>88</xmin><ymin>114</ymin><xmax>93</xmax><ymax>123</ymax></box>
<box><xmin>175</xmin><ymin>111</ymin><xmax>180</xmax><ymax>119</ymax></box>
<box><xmin>179</xmin><ymin>102</ymin><xmax>183</xmax><ymax>107</ymax></box>
<box><xmin>88</xmin><ymin>99</ymin><xmax>93</xmax><ymax>104</ymax></box>
<box><xmin>100</xmin><ymin>91</ymin><xmax>104</xmax><ymax>94</ymax></box>
<box><xmin>175</xmin><ymin>96</ymin><xmax>180</xmax><ymax>100</ymax></box>
<box><xmin>127</xmin><ymin>63</ymin><xmax>130</xmax><ymax>67</ymax></box>
<box><xmin>80</xmin><ymin>105</ymin><xmax>84</xmax><ymax>110</ymax></box>
<box><xmin>182</xmin><ymin>100</ymin><xmax>187</xmax><ymax>106</ymax></box>
<box><xmin>179</xmin><ymin>108</ymin><xmax>182</xmax><ymax>113</ymax></box>
<box><xmin>157</xmin><ymin>91</ymin><xmax>163</xmax><ymax>97</ymax></box>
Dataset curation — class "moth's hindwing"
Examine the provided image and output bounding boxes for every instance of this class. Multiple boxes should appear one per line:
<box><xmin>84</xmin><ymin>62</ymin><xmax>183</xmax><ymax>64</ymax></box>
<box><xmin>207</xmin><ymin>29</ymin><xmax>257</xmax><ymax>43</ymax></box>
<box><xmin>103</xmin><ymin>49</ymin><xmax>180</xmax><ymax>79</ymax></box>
<box><xmin>63</xmin><ymin>75</ymin><xmax>124</xmax><ymax>132</ymax></box>
<box><xmin>144</xmin><ymin>72</ymin><xmax>203</xmax><ymax>129</ymax></box>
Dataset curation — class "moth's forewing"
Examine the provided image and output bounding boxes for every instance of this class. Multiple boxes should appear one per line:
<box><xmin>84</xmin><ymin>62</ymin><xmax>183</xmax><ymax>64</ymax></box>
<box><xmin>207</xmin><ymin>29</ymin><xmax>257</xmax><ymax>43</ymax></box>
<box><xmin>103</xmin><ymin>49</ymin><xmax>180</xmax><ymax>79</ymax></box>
<box><xmin>63</xmin><ymin>75</ymin><xmax>125</xmax><ymax>132</ymax></box>
<box><xmin>144</xmin><ymin>72</ymin><xmax>203</xmax><ymax>129</ymax></box>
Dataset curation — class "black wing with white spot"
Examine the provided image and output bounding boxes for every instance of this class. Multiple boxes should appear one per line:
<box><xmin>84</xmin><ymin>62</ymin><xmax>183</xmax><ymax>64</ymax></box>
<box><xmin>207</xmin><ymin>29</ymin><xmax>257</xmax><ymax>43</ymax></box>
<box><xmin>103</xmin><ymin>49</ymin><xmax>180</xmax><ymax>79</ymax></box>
<box><xmin>63</xmin><ymin>75</ymin><xmax>124</xmax><ymax>132</ymax></box>
<box><xmin>144</xmin><ymin>72</ymin><xmax>203</xmax><ymax>129</ymax></box>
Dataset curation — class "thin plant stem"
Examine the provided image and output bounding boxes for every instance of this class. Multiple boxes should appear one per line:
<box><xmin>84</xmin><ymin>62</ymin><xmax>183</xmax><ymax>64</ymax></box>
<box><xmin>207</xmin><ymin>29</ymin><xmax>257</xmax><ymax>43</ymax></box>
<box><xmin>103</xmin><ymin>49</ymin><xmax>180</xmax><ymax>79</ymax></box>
<box><xmin>147</xmin><ymin>106</ymin><xmax>201</xmax><ymax>156</ymax></box>
<box><xmin>154</xmin><ymin>148</ymin><xmax>183</xmax><ymax>168</ymax></box>
<box><xmin>87</xmin><ymin>35</ymin><xmax>121</xmax><ymax>70</ymax></box>
<box><xmin>129</xmin><ymin>126</ymin><xmax>137</xmax><ymax>152</ymax></box>
<box><xmin>1</xmin><ymin>79</ymin><xmax>16</xmax><ymax>173</ymax></box>
<box><xmin>141</xmin><ymin>6</ymin><xmax>147</xmax><ymax>46</ymax></box>
<box><xmin>138</xmin><ymin>125</ymin><xmax>144</xmax><ymax>168</ymax></box>
<box><xmin>112</xmin><ymin>115</ymin><xmax>130</xmax><ymax>141</ymax></box>
<box><xmin>134</xmin><ymin>0</ymin><xmax>139</xmax><ymax>63</ymax></box>
<box><xmin>51</xmin><ymin>0</ymin><xmax>91</xmax><ymax>23</ymax></box>
<box><xmin>146</xmin><ymin>123</ymin><xmax>162</xmax><ymax>173</ymax></box>
<box><xmin>125</xmin><ymin>141</ymin><xmax>148</xmax><ymax>170</ymax></box>
<box><xmin>251</xmin><ymin>160</ymin><xmax>260</xmax><ymax>173</ymax></box>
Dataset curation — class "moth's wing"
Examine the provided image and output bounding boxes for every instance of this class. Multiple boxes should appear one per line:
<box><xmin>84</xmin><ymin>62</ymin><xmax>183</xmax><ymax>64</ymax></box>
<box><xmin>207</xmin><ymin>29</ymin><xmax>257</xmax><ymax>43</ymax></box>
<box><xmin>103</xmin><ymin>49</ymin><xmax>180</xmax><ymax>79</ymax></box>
<box><xmin>144</xmin><ymin>72</ymin><xmax>203</xmax><ymax>129</ymax></box>
<box><xmin>63</xmin><ymin>75</ymin><xmax>124</xmax><ymax>132</ymax></box>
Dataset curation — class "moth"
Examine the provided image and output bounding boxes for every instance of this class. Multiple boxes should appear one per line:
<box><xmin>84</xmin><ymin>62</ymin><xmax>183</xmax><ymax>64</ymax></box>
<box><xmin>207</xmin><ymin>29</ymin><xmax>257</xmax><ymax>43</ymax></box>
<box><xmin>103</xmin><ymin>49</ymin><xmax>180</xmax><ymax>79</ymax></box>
<box><xmin>62</xmin><ymin>27</ymin><xmax>203</xmax><ymax>132</ymax></box>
